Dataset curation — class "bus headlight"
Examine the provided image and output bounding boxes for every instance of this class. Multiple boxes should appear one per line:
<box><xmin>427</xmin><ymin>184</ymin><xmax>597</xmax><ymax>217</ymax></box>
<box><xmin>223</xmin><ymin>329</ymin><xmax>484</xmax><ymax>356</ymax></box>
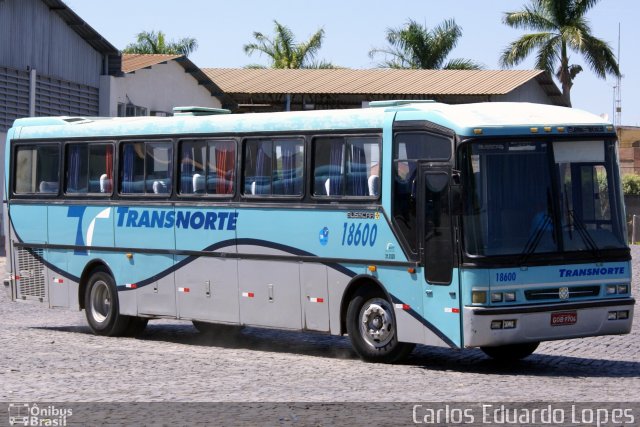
<box><xmin>606</xmin><ymin>285</ymin><xmax>617</xmax><ymax>295</ymax></box>
<box><xmin>472</xmin><ymin>291</ymin><xmax>487</xmax><ymax>304</ymax></box>
<box><xmin>504</xmin><ymin>292</ymin><xmax>516</xmax><ymax>302</ymax></box>
<box><xmin>491</xmin><ymin>292</ymin><xmax>503</xmax><ymax>303</ymax></box>
<box><xmin>617</xmin><ymin>284</ymin><xmax>629</xmax><ymax>294</ymax></box>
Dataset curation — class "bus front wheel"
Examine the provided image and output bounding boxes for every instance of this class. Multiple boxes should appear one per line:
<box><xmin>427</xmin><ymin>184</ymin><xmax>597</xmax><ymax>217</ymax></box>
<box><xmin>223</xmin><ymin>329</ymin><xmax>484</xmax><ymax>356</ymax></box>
<box><xmin>346</xmin><ymin>288</ymin><xmax>415</xmax><ymax>363</ymax></box>
<box><xmin>84</xmin><ymin>269</ymin><xmax>130</xmax><ymax>336</ymax></box>
<box><xmin>480</xmin><ymin>342</ymin><xmax>539</xmax><ymax>361</ymax></box>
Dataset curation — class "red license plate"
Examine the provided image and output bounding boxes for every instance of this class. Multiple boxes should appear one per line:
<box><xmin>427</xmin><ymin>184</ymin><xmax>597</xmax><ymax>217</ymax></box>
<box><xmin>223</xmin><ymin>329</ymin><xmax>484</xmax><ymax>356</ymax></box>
<box><xmin>551</xmin><ymin>311</ymin><xmax>577</xmax><ymax>326</ymax></box>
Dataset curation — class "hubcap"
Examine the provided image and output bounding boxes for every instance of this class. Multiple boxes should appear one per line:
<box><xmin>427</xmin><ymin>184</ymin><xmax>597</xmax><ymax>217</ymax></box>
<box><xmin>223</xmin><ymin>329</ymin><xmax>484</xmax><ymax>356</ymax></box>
<box><xmin>359</xmin><ymin>298</ymin><xmax>394</xmax><ymax>349</ymax></box>
<box><xmin>90</xmin><ymin>280</ymin><xmax>111</xmax><ymax>324</ymax></box>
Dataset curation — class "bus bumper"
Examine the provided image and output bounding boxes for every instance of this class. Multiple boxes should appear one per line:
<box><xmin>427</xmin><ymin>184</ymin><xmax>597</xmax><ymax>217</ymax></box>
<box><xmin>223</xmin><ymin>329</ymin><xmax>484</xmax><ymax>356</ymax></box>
<box><xmin>463</xmin><ymin>298</ymin><xmax>635</xmax><ymax>348</ymax></box>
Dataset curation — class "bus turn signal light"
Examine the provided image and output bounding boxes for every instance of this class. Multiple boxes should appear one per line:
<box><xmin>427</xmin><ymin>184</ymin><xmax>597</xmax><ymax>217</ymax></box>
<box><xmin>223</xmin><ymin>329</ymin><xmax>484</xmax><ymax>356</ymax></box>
<box><xmin>368</xmin><ymin>265</ymin><xmax>377</xmax><ymax>273</ymax></box>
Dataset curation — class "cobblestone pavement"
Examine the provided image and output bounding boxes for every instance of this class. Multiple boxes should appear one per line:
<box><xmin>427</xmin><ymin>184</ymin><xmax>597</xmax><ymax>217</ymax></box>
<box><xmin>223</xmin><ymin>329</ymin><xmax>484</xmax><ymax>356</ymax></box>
<box><xmin>0</xmin><ymin>248</ymin><xmax>638</xmax><ymax>403</ymax></box>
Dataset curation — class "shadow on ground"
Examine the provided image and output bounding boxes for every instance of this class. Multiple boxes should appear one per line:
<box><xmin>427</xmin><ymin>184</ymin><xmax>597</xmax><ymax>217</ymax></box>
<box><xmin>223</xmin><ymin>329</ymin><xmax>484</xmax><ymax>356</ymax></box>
<box><xmin>33</xmin><ymin>323</ymin><xmax>640</xmax><ymax>378</ymax></box>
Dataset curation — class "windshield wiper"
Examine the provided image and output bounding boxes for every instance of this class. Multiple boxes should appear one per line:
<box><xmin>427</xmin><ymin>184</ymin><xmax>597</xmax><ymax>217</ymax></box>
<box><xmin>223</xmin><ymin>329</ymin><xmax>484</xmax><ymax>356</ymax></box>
<box><xmin>568</xmin><ymin>210</ymin><xmax>601</xmax><ymax>259</ymax></box>
<box><xmin>520</xmin><ymin>213</ymin><xmax>552</xmax><ymax>265</ymax></box>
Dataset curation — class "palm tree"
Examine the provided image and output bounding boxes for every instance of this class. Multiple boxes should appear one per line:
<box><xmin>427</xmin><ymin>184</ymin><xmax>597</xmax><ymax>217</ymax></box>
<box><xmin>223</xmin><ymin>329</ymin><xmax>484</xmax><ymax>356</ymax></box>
<box><xmin>369</xmin><ymin>19</ymin><xmax>482</xmax><ymax>70</ymax></box>
<box><xmin>243</xmin><ymin>21</ymin><xmax>334</xmax><ymax>69</ymax></box>
<box><xmin>123</xmin><ymin>30</ymin><xmax>198</xmax><ymax>57</ymax></box>
<box><xmin>500</xmin><ymin>0</ymin><xmax>620</xmax><ymax>106</ymax></box>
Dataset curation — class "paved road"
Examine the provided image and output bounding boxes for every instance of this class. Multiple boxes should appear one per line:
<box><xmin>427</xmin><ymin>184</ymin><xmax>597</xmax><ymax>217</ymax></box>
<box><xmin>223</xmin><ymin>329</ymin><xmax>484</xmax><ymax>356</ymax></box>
<box><xmin>1</xmin><ymin>248</ymin><xmax>639</xmax><ymax>404</ymax></box>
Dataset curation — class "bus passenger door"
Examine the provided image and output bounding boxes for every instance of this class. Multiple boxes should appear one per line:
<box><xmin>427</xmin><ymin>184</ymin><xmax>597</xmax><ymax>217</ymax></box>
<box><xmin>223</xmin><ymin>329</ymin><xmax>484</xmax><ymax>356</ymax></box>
<box><xmin>419</xmin><ymin>166</ymin><xmax>462</xmax><ymax>347</ymax></box>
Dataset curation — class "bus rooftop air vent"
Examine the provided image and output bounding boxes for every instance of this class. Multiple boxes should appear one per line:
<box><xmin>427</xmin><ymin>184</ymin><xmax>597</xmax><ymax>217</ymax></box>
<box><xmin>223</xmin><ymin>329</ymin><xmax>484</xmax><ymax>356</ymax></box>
<box><xmin>173</xmin><ymin>106</ymin><xmax>231</xmax><ymax>116</ymax></box>
<box><xmin>368</xmin><ymin>100</ymin><xmax>435</xmax><ymax>108</ymax></box>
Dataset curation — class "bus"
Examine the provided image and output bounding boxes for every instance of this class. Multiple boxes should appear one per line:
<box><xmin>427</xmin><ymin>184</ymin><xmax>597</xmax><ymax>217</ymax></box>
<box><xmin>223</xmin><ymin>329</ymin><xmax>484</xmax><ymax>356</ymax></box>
<box><xmin>3</xmin><ymin>101</ymin><xmax>634</xmax><ymax>363</ymax></box>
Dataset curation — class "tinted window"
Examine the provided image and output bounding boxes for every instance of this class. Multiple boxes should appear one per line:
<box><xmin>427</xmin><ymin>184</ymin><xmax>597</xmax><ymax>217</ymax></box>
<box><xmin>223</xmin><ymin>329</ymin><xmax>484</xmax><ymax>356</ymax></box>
<box><xmin>120</xmin><ymin>141</ymin><xmax>173</xmax><ymax>195</ymax></box>
<box><xmin>392</xmin><ymin>132</ymin><xmax>452</xmax><ymax>252</ymax></box>
<box><xmin>313</xmin><ymin>136</ymin><xmax>380</xmax><ymax>197</ymax></box>
<box><xmin>14</xmin><ymin>145</ymin><xmax>60</xmax><ymax>194</ymax></box>
<box><xmin>394</xmin><ymin>132</ymin><xmax>451</xmax><ymax>161</ymax></box>
<box><xmin>180</xmin><ymin>139</ymin><xmax>236</xmax><ymax>195</ymax></box>
<box><xmin>66</xmin><ymin>143</ymin><xmax>113</xmax><ymax>194</ymax></box>
<box><xmin>243</xmin><ymin>138</ymin><xmax>303</xmax><ymax>196</ymax></box>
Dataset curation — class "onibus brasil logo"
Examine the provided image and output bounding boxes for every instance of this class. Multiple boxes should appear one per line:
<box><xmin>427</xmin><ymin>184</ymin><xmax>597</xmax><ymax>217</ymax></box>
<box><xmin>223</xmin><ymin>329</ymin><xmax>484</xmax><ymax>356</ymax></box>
<box><xmin>8</xmin><ymin>403</ymin><xmax>72</xmax><ymax>426</ymax></box>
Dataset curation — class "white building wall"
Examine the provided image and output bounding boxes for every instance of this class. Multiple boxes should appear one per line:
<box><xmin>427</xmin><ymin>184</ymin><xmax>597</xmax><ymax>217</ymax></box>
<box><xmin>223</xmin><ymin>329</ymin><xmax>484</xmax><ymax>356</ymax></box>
<box><xmin>496</xmin><ymin>80</ymin><xmax>555</xmax><ymax>105</ymax></box>
<box><xmin>105</xmin><ymin>61</ymin><xmax>221</xmax><ymax>117</ymax></box>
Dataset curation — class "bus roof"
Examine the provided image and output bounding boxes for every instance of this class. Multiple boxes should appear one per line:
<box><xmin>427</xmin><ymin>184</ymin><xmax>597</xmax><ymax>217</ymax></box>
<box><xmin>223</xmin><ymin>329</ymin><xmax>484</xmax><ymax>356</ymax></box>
<box><xmin>393</xmin><ymin>102</ymin><xmax>613</xmax><ymax>136</ymax></box>
<box><xmin>10</xmin><ymin>101</ymin><xmax>613</xmax><ymax>141</ymax></box>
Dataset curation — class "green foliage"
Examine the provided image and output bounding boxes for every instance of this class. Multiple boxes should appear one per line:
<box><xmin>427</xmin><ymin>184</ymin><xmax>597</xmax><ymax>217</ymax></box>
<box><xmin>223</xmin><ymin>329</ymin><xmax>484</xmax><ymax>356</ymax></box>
<box><xmin>622</xmin><ymin>174</ymin><xmax>640</xmax><ymax>196</ymax></box>
<box><xmin>123</xmin><ymin>30</ymin><xmax>198</xmax><ymax>57</ymax></box>
<box><xmin>500</xmin><ymin>0</ymin><xmax>620</xmax><ymax>106</ymax></box>
<box><xmin>243</xmin><ymin>21</ymin><xmax>335</xmax><ymax>69</ymax></box>
<box><xmin>369</xmin><ymin>19</ymin><xmax>482</xmax><ymax>70</ymax></box>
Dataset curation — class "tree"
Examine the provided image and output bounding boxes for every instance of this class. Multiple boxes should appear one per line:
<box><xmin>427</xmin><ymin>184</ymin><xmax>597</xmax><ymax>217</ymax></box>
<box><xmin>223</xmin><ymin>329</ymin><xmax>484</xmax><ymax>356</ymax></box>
<box><xmin>500</xmin><ymin>0</ymin><xmax>620</xmax><ymax>106</ymax></box>
<box><xmin>369</xmin><ymin>19</ymin><xmax>482</xmax><ymax>70</ymax></box>
<box><xmin>243</xmin><ymin>20</ymin><xmax>334</xmax><ymax>69</ymax></box>
<box><xmin>123</xmin><ymin>30</ymin><xmax>198</xmax><ymax>57</ymax></box>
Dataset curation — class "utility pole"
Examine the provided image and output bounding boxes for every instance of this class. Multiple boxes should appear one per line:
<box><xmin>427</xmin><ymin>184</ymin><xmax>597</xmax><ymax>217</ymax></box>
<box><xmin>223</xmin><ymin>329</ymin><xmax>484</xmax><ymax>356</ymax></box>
<box><xmin>614</xmin><ymin>23</ymin><xmax>622</xmax><ymax>127</ymax></box>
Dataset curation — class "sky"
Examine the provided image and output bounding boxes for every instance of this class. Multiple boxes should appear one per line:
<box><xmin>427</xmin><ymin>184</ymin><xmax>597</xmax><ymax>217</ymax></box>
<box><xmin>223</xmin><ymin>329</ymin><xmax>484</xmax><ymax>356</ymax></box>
<box><xmin>64</xmin><ymin>0</ymin><xmax>640</xmax><ymax>126</ymax></box>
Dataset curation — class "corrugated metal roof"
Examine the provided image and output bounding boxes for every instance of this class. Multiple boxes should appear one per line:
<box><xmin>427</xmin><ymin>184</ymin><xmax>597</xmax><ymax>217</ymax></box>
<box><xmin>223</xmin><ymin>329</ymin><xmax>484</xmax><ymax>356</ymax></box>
<box><xmin>202</xmin><ymin>68</ymin><xmax>550</xmax><ymax>96</ymax></box>
<box><xmin>122</xmin><ymin>54</ymin><xmax>183</xmax><ymax>73</ymax></box>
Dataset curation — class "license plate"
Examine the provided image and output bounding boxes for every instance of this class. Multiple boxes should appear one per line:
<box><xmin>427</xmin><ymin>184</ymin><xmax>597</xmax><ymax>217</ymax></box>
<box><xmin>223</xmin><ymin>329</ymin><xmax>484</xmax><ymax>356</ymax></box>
<box><xmin>551</xmin><ymin>311</ymin><xmax>577</xmax><ymax>326</ymax></box>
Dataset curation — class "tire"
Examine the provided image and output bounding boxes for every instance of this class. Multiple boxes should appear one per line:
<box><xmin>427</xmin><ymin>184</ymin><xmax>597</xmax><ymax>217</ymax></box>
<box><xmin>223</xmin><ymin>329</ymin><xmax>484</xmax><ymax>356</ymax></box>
<box><xmin>481</xmin><ymin>342</ymin><xmax>540</xmax><ymax>361</ymax></box>
<box><xmin>346</xmin><ymin>288</ymin><xmax>415</xmax><ymax>363</ymax></box>
<box><xmin>84</xmin><ymin>269</ymin><xmax>130</xmax><ymax>336</ymax></box>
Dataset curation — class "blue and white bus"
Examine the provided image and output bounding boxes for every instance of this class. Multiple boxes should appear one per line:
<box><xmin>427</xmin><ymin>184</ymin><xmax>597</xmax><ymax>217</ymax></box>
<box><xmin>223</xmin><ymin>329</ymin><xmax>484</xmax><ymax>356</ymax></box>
<box><xmin>3</xmin><ymin>101</ymin><xmax>634</xmax><ymax>362</ymax></box>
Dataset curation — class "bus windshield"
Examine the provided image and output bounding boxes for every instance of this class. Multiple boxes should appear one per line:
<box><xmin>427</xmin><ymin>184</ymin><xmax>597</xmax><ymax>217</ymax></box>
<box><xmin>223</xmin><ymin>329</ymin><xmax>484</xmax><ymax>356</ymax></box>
<box><xmin>460</xmin><ymin>139</ymin><xmax>627</xmax><ymax>258</ymax></box>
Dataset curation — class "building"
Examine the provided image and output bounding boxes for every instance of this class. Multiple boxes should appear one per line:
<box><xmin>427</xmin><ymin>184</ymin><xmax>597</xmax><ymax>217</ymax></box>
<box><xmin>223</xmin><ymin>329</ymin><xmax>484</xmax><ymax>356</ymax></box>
<box><xmin>617</xmin><ymin>126</ymin><xmax>640</xmax><ymax>176</ymax></box>
<box><xmin>202</xmin><ymin>68</ymin><xmax>568</xmax><ymax>113</ymax></box>
<box><xmin>0</xmin><ymin>0</ymin><xmax>121</xmax><ymax>143</ymax></box>
<box><xmin>101</xmin><ymin>54</ymin><xmax>228</xmax><ymax>118</ymax></box>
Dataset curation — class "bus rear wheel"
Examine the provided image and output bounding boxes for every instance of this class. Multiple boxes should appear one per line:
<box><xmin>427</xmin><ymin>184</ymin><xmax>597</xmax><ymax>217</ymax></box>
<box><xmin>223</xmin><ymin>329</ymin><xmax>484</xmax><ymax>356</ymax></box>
<box><xmin>84</xmin><ymin>269</ymin><xmax>130</xmax><ymax>336</ymax></box>
<box><xmin>346</xmin><ymin>288</ymin><xmax>415</xmax><ymax>363</ymax></box>
<box><xmin>481</xmin><ymin>342</ymin><xmax>539</xmax><ymax>361</ymax></box>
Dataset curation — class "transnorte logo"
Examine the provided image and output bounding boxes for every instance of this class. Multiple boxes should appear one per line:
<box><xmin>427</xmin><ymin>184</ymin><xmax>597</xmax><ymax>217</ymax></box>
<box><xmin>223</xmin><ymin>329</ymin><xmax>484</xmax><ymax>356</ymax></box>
<box><xmin>116</xmin><ymin>207</ymin><xmax>238</xmax><ymax>230</ymax></box>
<box><xmin>67</xmin><ymin>207</ymin><xmax>239</xmax><ymax>255</ymax></box>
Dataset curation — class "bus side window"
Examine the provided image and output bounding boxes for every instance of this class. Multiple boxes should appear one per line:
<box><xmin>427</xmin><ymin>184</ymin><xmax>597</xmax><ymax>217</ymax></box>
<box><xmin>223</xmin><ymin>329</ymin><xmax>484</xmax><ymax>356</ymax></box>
<box><xmin>243</xmin><ymin>137</ymin><xmax>303</xmax><ymax>197</ymax></box>
<box><xmin>244</xmin><ymin>139</ymin><xmax>273</xmax><ymax>195</ymax></box>
<box><xmin>207</xmin><ymin>140</ymin><xmax>236</xmax><ymax>195</ymax></box>
<box><xmin>179</xmin><ymin>139</ymin><xmax>236</xmax><ymax>196</ymax></box>
<box><xmin>120</xmin><ymin>141</ymin><xmax>172</xmax><ymax>195</ymax></box>
<box><xmin>14</xmin><ymin>145</ymin><xmax>60</xmax><ymax>195</ymax></box>
<box><xmin>312</xmin><ymin>135</ymin><xmax>380</xmax><ymax>198</ymax></box>
<box><xmin>66</xmin><ymin>143</ymin><xmax>113</xmax><ymax>195</ymax></box>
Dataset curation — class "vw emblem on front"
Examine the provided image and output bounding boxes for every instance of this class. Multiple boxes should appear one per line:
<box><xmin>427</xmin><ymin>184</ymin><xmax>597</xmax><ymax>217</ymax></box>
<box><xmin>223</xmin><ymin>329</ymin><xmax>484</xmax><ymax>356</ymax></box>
<box><xmin>559</xmin><ymin>287</ymin><xmax>570</xmax><ymax>300</ymax></box>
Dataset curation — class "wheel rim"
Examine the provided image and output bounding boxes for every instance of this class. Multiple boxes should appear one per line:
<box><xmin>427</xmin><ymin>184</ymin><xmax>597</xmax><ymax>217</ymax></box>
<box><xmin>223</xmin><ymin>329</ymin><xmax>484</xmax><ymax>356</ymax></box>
<box><xmin>90</xmin><ymin>279</ymin><xmax>111</xmax><ymax>324</ymax></box>
<box><xmin>358</xmin><ymin>298</ymin><xmax>395</xmax><ymax>349</ymax></box>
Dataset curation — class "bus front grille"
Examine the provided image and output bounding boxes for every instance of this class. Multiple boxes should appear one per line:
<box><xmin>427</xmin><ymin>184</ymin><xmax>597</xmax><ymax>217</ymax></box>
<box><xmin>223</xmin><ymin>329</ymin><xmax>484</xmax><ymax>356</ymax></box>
<box><xmin>16</xmin><ymin>247</ymin><xmax>46</xmax><ymax>300</ymax></box>
<box><xmin>524</xmin><ymin>286</ymin><xmax>600</xmax><ymax>301</ymax></box>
